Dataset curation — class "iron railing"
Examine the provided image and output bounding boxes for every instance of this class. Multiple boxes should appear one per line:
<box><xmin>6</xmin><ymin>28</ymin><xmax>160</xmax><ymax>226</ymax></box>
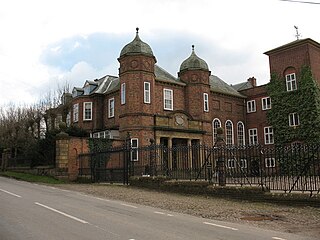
<box><xmin>78</xmin><ymin>143</ymin><xmax>320</xmax><ymax>194</ymax></box>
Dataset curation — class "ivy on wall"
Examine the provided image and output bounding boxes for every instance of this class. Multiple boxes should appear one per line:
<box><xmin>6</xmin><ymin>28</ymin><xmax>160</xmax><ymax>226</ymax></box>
<box><xmin>267</xmin><ymin>66</ymin><xmax>320</xmax><ymax>144</ymax></box>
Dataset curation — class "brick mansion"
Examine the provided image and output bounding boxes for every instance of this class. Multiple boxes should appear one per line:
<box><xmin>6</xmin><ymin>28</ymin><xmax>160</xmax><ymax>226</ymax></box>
<box><xmin>57</xmin><ymin>28</ymin><xmax>320</xmax><ymax>148</ymax></box>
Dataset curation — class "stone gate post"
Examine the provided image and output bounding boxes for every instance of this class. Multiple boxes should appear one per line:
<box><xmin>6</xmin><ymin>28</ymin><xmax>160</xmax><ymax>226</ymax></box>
<box><xmin>55</xmin><ymin>131</ymin><xmax>70</xmax><ymax>171</ymax></box>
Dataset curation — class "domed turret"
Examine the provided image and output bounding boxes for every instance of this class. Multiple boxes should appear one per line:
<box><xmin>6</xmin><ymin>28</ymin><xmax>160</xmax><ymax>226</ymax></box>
<box><xmin>120</xmin><ymin>28</ymin><xmax>154</xmax><ymax>57</ymax></box>
<box><xmin>179</xmin><ymin>45</ymin><xmax>209</xmax><ymax>72</ymax></box>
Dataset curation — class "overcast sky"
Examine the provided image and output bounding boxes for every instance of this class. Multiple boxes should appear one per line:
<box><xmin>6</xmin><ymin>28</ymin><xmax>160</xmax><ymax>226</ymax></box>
<box><xmin>0</xmin><ymin>0</ymin><xmax>319</xmax><ymax>106</ymax></box>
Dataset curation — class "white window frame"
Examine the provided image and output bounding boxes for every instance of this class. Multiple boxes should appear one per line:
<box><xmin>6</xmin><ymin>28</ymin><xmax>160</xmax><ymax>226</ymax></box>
<box><xmin>286</xmin><ymin>73</ymin><xmax>297</xmax><ymax>91</ymax></box>
<box><xmin>227</xmin><ymin>159</ymin><xmax>235</xmax><ymax>169</ymax></box>
<box><xmin>212</xmin><ymin>118</ymin><xmax>221</xmax><ymax>144</ymax></box>
<box><xmin>121</xmin><ymin>83</ymin><xmax>126</xmax><ymax>105</ymax></box>
<box><xmin>73</xmin><ymin>103</ymin><xmax>79</xmax><ymax>123</ymax></box>
<box><xmin>66</xmin><ymin>112</ymin><xmax>71</xmax><ymax>127</ymax></box>
<box><xmin>83</xmin><ymin>102</ymin><xmax>93</xmax><ymax>121</ymax></box>
<box><xmin>240</xmin><ymin>159</ymin><xmax>247</xmax><ymax>169</ymax></box>
<box><xmin>265</xmin><ymin>157</ymin><xmax>276</xmax><ymax>168</ymax></box>
<box><xmin>237</xmin><ymin>121</ymin><xmax>245</xmax><ymax>146</ymax></box>
<box><xmin>203</xmin><ymin>93</ymin><xmax>209</xmax><ymax>112</ymax></box>
<box><xmin>264</xmin><ymin>126</ymin><xmax>274</xmax><ymax>145</ymax></box>
<box><xmin>262</xmin><ymin>97</ymin><xmax>271</xmax><ymax>110</ymax></box>
<box><xmin>163</xmin><ymin>88</ymin><xmax>173</xmax><ymax>110</ymax></box>
<box><xmin>108</xmin><ymin>98</ymin><xmax>115</xmax><ymax>118</ymax></box>
<box><xmin>289</xmin><ymin>112</ymin><xmax>300</xmax><ymax>127</ymax></box>
<box><xmin>92</xmin><ymin>133</ymin><xmax>99</xmax><ymax>138</ymax></box>
<box><xmin>248</xmin><ymin>128</ymin><xmax>258</xmax><ymax>145</ymax></box>
<box><xmin>247</xmin><ymin>100</ymin><xmax>256</xmax><ymax>113</ymax></box>
<box><xmin>131</xmin><ymin>138</ymin><xmax>139</xmax><ymax>161</ymax></box>
<box><xmin>144</xmin><ymin>82</ymin><xmax>151</xmax><ymax>104</ymax></box>
<box><xmin>225</xmin><ymin>120</ymin><xmax>234</xmax><ymax>145</ymax></box>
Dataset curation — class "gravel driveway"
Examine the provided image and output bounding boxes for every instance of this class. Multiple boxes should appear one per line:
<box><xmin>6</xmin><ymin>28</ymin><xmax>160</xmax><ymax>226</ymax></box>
<box><xmin>56</xmin><ymin>184</ymin><xmax>320</xmax><ymax>239</ymax></box>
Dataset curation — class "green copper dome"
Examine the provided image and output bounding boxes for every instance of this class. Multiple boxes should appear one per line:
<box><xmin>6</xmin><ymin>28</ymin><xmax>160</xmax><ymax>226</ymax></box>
<box><xmin>120</xmin><ymin>28</ymin><xmax>154</xmax><ymax>57</ymax></box>
<box><xmin>180</xmin><ymin>45</ymin><xmax>209</xmax><ymax>72</ymax></box>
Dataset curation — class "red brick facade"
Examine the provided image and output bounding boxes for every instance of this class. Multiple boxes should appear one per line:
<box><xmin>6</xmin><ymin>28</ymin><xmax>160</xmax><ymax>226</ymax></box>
<box><xmin>58</xmin><ymin>34</ymin><xmax>320</xmax><ymax>148</ymax></box>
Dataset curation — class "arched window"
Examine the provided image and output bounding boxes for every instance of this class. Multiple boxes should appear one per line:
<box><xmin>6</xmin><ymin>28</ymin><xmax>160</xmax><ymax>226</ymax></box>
<box><xmin>237</xmin><ymin>121</ymin><xmax>245</xmax><ymax>145</ymax></box>
<box><xmin>225</xmin><ymin>120</ymin><xmax>234</xmax><ymax>145</ymax></box>
<box><xmin>212</xmin><ymin>118</ymin><xmax>221</xmax><ymax>144</ymax></box>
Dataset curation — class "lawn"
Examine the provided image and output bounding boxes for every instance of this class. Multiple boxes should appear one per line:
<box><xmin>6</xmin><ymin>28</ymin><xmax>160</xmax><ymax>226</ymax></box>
<box><xmin>0</xmin><ymin>171</ymin><xmax>65</xmax><ymax>184</ymax></box>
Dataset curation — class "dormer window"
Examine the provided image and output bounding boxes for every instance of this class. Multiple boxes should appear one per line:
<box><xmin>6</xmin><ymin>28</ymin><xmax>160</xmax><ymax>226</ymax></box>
<box><xmin>72</xmin><ymin>88</ymin><xmax>84</xmax><ymax>97</ymax></box>
<box><xmin>83</xmin><ymin>81</ymin><xmax>98</xmax><ymax>95</ymax></box>
<box><xmin>72</xmin><ymin>90</ymin><xmax>77</xmax><ymax>98</ymax></box>
<box><xmin>84</xmin><ymin>85</ymin><xmax>91</xmax><ymax>95</ymax></box>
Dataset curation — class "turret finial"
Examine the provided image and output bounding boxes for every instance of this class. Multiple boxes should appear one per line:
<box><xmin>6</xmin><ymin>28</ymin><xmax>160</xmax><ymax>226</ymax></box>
<box><xmin>136</xmin><ymin>27</ymin><xmax>139</xmax><ymax>34</ymax></box>
<box><xmin>192</xmin><ymin>45</ymin><xmax>195</xmax><ymax>51</ymax></box>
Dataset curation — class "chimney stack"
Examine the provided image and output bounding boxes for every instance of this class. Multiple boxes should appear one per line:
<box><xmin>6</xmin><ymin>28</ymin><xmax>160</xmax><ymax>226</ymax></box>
<box><xmin>247</xmin><ymin>77</ymin><xmax>257</xmax><ymax>87</ymax></box>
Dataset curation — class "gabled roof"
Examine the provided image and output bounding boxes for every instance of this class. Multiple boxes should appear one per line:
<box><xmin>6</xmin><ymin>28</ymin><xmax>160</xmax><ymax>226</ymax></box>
<box><xmin>72</xmin><ymin>87</ymin><xmax>84</xmax><ymax>92</ymax></box>
<box><xmin>83</xmin><ymin>80</ymin><xmax>98</xmax><ymax>87</ymax></box>
<box><xmin>94</xmin><ymin>75</ymin><xmax>119</xmax><ymax>94</ymax></box>
<box><xmin>210</xmin><ymin>75</ymin><xmax>246</xmax><ymax>98</ymax></box>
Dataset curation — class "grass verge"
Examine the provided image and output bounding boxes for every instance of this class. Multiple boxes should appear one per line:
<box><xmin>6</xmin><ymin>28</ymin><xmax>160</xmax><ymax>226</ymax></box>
<box><xmin>0</xmin><ymin>171</ymin><xmax>65</xmax><ymax>184</ymax></box>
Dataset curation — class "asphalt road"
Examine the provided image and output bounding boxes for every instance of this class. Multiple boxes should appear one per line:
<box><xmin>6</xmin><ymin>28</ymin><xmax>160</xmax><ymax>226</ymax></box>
<box><xmin>0</xmin><ymin>176</ymin><xmax>316</xmax><ymax>240</ymax></box>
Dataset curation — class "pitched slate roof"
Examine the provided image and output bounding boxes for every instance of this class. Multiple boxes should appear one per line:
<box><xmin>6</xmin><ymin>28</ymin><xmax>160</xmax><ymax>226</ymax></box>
<box><xmin>231</xmin><ymin>81</ymin><xmax>253</xmax><ymax>91</ymax></box>
<box><xmin>72</xmin><ymin>68</ymin><xmax>245</xmax><ymax>99</ymax></box>
<box><xmin>95</xmin><ymin>75</ymin><xmax>119</xmax><ymax>94</ymax></box>
<box><xmin>155</xmin><ymin>65</ymin><xmax>185</xmax><ymax>85</ymax></box>
<box><xmin>209</xmin><ymin>75</ymin><xmax>246</xmax><ymax>98</ymax></box>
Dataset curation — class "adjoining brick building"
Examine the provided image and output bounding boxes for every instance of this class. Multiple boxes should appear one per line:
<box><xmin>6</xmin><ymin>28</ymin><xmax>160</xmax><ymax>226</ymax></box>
<box><xmin>58</xmin><ymin>29</ymin><xmax>320</xmax><ymax>148</ymax></box>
